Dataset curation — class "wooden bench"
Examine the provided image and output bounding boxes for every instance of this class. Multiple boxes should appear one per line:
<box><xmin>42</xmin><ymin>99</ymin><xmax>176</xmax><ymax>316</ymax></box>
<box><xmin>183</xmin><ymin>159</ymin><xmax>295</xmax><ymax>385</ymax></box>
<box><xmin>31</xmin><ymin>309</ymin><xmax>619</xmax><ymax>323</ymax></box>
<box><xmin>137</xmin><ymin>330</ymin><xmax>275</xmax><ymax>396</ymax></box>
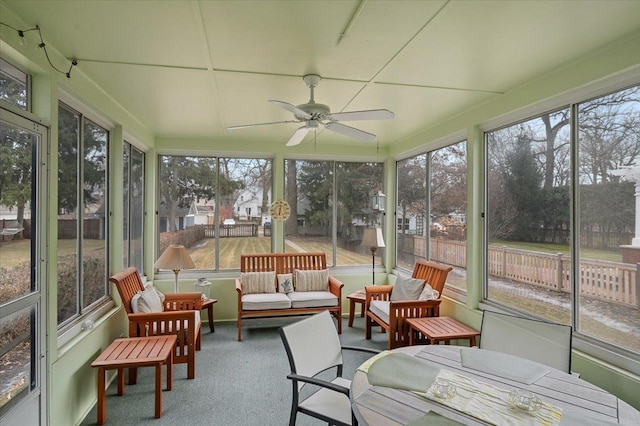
<box><xmin>236</xmin><ymin>252</ymin><xmax>343</xmax><ymax>341</ymax></box>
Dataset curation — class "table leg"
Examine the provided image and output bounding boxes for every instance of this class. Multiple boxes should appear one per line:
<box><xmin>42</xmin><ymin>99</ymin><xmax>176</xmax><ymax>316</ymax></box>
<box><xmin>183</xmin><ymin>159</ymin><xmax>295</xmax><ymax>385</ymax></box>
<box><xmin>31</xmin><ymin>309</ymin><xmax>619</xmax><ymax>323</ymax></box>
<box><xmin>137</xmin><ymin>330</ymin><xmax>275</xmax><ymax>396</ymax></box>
<box><xmin>409</xmin><ymin>327</ymin><xmax>415</xmax><ymax>346</ymax></box>
<box><xmin>155</xmin><ymin>363</ymin><xmax>162</xmax><ymax>418</ymax></box>
<box><xmin>207</xmin><ymin>305</ymin><xmax>215</xmax><ymax>333</ymax></box>
<box><xmin>348</xmin><ymin>299</ymin><xmax>356</xmax><ymax>327</ymax></box>
<box><xmin>470</xmin><ymin>336</ymin><xmax>477</xmax><ymax>347</ymax></box>
<box><xmin>117</xmin><ymin>367</ymin><xmax>125</xmax><ymax>396</ymax></box>
<box><xmin>97</xmin><ymin>367</ymin><xmax>106</xmax><ymax>425</ymax></box>
<box><xmin>167</xmin><ymin>350</ymin><xmax>173</xmax><ymax>391</ymax></box>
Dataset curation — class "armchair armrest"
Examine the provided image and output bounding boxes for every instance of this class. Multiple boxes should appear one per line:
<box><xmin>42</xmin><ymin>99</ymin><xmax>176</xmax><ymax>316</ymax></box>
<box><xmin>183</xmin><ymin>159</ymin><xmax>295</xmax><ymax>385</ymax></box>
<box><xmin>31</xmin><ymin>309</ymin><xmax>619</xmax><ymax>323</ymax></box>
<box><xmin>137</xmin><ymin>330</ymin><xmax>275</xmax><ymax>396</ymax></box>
<box><xmin>328</xmin><ymin>275</ymin><xmax>344</xmax><ymax>297</ymax></box>
<box><xmin>163</xmin><ymin>292</ymin><xmax>202</xmax><ymax>311</ymax></box>
<box><xmin>365</xmin><ymin>285</ymin><xmax>393</xmax><ymax>308</ymax></box>
<box><xmin>341</xmin><ymin>345</ymin><xmax>381</xmax><ymax>355</ymax></box>
<box><xmin>286</xmin><ymin>373</ymin><xmax>350</xmax><ymax>396</ymax></box>
<box><xmin>235</xmin><ymin>278</ymin><xmax>243</xmax><ymax>295</ymax></box>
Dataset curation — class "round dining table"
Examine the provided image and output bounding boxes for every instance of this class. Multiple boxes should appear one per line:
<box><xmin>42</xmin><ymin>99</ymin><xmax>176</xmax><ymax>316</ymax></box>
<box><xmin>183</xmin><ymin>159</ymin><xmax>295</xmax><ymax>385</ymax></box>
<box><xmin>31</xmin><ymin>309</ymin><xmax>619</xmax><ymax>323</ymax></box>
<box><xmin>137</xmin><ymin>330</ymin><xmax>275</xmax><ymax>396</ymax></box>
<box><xmin>350</xmin><ymin>345</ymin><xmax>640</xmax><ymax>425</ymax></box>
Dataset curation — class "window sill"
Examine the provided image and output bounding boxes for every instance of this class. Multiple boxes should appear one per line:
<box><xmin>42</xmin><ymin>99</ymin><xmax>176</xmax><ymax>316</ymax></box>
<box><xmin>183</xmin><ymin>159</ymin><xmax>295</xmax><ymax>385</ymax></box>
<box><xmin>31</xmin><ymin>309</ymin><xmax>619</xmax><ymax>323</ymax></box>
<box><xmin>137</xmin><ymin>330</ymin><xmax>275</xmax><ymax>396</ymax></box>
<box><xmin>57</xmin><ymin>299</ymin><xmax>116</xmax><ymax>351</ymax></box>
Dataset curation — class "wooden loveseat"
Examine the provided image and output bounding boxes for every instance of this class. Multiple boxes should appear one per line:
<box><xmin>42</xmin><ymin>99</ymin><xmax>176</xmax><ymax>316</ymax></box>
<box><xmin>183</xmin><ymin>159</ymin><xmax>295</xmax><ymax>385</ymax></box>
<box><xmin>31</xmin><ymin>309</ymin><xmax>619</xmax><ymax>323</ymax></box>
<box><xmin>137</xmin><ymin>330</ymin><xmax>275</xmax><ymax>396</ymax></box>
<box><xmin>235</xmin><ymin>252</ymin><xmax>343</xmax><ymax>341</ymax></box>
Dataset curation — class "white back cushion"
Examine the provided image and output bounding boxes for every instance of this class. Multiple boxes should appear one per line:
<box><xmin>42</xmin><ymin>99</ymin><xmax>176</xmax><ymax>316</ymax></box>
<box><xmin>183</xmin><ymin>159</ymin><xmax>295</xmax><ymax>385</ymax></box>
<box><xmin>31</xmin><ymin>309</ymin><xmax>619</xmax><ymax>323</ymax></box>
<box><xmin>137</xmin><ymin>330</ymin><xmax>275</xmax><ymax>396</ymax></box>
<box><xmin>390</xmin><ymin>275</ymin><xmax>425</xmax><ymax>301</ymax></box>
<box><xmin>131</xmin><ymin>286</ymin><xmax>164</xmax><ymax>313</ymax></box>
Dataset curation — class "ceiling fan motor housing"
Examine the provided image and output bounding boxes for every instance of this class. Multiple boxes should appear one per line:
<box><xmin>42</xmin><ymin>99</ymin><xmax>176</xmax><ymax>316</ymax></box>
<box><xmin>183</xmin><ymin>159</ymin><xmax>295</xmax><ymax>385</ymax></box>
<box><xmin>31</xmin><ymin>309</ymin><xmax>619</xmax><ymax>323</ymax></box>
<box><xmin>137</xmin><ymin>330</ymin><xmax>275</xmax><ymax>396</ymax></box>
<box><xmin>295</xmin><ymin>102</ymin><xmax>330</xmax><ymax>121</ymax></box>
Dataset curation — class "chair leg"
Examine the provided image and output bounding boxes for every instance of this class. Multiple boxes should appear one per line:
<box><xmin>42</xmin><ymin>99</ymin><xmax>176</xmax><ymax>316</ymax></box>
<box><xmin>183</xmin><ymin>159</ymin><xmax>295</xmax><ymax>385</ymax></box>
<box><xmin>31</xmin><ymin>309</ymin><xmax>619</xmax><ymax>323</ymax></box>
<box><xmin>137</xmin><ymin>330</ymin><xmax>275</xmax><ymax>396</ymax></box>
<box><xmin>196</xmin><ymin>329</ymin><xmax>202</xmax><ymax>351</ymax></box>
<box><xmin>365</xmin><ymin>316</ymin><xmax>372</xmax><ymax>340</ymax></box>
<box><xmin>237</xmin><ymin>316</ymin><xmax>242</xmax><ymax>341</ymax></box>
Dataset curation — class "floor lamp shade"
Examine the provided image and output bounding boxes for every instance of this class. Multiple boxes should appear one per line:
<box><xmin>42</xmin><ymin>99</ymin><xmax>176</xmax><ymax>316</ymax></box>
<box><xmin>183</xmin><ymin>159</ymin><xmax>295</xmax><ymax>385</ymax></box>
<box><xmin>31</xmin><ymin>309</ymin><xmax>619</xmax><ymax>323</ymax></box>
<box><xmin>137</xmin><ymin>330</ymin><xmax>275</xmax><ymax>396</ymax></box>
<box><xmin>361</xmin><ymin>228</ymin><xmax>385</xmax><ymax>283</ymax></box>
<box><xmin>154</xmin><ymin>244</ymin><xmax>196</xmax><ymax>292</ymax></box>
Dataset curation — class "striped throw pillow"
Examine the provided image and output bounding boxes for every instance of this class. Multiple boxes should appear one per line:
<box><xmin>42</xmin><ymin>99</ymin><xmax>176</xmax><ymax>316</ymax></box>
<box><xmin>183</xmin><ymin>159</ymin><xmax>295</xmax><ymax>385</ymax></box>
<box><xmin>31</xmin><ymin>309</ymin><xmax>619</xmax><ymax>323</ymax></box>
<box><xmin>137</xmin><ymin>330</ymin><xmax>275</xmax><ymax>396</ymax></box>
<box><xmin>295</xmin><ymin>269</ymin><xmax>329</xmax><ymax>292</ymax></box>
<box><xmin>241</xmin><ymin>271</ymin><xmax>276</xmax><ymax>294</ymax></box>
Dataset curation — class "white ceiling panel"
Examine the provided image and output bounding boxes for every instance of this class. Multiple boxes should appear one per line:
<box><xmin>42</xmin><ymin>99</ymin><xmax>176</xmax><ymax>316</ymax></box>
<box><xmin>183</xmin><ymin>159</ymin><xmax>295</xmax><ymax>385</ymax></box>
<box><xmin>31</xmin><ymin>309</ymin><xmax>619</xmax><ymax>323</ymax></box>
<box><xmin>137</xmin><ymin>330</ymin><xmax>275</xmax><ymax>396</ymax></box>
<box><xmin>3</xmin><ymin>0</ymin><xmax>639</xmax><ymax>147</ymax></box>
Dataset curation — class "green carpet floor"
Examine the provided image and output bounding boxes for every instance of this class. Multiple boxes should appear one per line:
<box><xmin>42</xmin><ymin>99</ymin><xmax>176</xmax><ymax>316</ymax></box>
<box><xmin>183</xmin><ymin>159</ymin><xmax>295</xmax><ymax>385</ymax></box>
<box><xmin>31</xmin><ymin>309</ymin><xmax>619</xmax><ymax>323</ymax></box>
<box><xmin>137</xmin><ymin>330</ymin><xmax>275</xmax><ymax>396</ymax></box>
<box><xmin>80</xmin><ymin>315</ymin><xmax>388</xmax><ymax>425</ymax></box>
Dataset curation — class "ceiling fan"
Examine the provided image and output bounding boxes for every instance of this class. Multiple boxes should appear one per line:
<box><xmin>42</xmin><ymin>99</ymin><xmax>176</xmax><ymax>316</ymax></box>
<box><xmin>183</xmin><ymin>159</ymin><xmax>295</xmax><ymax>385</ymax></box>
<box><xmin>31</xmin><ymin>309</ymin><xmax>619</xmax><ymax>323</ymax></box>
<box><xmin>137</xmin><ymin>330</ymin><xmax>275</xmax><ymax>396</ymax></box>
<box><xmin>227</xmin><ymin>74</ymin><xmax>394</xmax><ymax>146</ymax></box>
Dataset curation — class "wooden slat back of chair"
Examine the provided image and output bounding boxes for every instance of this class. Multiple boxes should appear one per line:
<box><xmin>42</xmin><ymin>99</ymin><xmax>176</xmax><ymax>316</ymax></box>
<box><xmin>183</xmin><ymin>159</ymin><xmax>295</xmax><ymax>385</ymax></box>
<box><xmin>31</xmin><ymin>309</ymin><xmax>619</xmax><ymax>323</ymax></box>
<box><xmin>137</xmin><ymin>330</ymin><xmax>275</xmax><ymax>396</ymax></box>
<box><xmin>240</xmin><ymin>252</ymin><xmax>328</xmax><ymax>274</ymax></box>
<box><xmin>109</xmin><ymin>267</ymin><xmax>145</xmax><ymax>314</ymax></box>
<box><xmin>240</xmin><ymin>253</ymin><xmax>277</xmax><ymax>273</ymax></box>
<box><xmin>412</xmin><ymin>260</ymin><xmax>453</xmax><ymax>296</ymax></box>
<box><xmin>279</xmin><ymin>252</ymin><xmax>327</xmax><ymax>274</ymax></box>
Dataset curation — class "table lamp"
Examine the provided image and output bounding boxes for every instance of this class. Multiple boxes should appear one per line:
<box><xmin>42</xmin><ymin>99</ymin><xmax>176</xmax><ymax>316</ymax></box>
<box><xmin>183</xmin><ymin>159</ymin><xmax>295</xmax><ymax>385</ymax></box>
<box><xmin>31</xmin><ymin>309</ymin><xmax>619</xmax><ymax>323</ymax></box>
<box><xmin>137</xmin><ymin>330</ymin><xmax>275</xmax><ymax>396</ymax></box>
<box><xmin>361</xmin><ymin>227</ymin><xmax>385</xmax><ymax>283</ymax></box>
<box><xmin>154</xmin><ymin>244</ymin><xmax>196</xmax><ymax>293</ymax></box>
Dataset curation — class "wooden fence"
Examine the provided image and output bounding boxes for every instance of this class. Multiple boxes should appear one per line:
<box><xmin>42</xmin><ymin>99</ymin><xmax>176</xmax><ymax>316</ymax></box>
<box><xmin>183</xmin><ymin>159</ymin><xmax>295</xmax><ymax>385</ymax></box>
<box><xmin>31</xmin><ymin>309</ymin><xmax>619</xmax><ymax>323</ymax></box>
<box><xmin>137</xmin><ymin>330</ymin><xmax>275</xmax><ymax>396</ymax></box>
<box><xmin>399</xmin><ymin>235</ymin><xmax>639</xmax><ymax>308</ymax></box>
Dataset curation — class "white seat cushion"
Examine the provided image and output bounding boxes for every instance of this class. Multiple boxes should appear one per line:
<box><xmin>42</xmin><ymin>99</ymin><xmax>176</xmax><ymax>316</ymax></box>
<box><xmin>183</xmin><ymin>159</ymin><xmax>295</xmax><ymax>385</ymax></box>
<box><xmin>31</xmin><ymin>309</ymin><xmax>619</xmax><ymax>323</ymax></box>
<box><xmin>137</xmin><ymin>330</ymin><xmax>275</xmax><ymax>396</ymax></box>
<box><xmin>287</xmin><ymin>291</ymin><xmax>338</xmax><ymax>308</ymax></box>
<box><xmin>242</xmin><ymin>292</ymin><xmax>291</xmax><ymax>310</ymax></box>
<box><xmin>369</xmin><ymin>300</ymin><xmax>390</xmax><ymax>325</ymax></box>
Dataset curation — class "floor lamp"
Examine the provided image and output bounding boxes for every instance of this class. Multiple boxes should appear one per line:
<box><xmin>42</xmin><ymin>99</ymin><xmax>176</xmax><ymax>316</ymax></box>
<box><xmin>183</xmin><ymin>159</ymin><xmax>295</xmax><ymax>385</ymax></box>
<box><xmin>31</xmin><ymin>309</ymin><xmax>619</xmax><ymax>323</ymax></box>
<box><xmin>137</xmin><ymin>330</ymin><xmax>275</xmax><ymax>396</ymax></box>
<box><xmin>361</xmin><ymin>227</ymin><xmax>385</xmax><ymax>284</ymax></box>
<box><xmin>154</xmin><ymin>244</ymin><xmax>196</xmax><ymax>293</ymax></box>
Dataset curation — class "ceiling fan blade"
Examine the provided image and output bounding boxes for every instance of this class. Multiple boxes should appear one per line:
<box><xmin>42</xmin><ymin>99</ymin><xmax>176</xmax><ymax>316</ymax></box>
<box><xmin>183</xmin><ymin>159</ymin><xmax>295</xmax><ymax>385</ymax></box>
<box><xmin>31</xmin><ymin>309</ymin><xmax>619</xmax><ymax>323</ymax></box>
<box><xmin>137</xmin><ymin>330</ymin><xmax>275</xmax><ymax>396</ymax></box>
<box><xmin>269</xmin><ymin>100</ymin><xmax>312</xmax><ymax>120</ymax></box>
<box><xmin>227</xmin><ymin>120</ymin><xmax>298</xmax><ymax>130</ymax></box>
<box><xmin>286</xmin><ymin>126</ymin><xmax>311</xmax><ymax>146</ymax></box>
<box><xmin>325</xmin><ymin>122</ymin><xmax>376</xmax><ymax>142</ymax></box>
<box><xmin>328</xmin><ymin>109</ymin><xmax>394</xmax><ymax>121</ymax></box>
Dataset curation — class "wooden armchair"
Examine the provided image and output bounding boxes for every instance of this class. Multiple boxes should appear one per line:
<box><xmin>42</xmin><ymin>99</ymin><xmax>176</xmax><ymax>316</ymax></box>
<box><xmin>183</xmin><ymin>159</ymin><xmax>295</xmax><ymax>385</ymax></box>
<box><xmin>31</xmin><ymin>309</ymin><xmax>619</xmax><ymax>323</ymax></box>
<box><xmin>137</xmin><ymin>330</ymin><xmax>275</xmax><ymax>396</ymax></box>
<box><xmin>110</xmin><ymin>267</ymin><xmax>202</xmax><ymax>379</ymax></box>
<box><xmin>365</xmin><ymin>260</ymin><xmax>453</xmax><ymax>349</ymax></box>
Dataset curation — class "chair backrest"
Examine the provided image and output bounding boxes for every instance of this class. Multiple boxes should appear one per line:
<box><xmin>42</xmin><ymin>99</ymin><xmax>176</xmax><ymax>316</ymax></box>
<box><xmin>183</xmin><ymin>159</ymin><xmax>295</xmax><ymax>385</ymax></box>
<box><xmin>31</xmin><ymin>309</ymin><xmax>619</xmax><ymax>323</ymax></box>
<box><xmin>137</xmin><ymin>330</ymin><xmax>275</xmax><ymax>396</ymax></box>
<box><xmin>240</xmin><ymin>252</ymin><xmax>328</xmax><ymax>274</ymax></box>
<box><xmin>412</xmin><ymin>260</ymin><xmax>453</xmax><ymax>296</ymax></box>
<box><xmin>279</xmin><ymin>310</ymin><xmax>343</xmax><ymax>391</ymax></box>
<box><xmin>479</xmin><ymin>311</ymin><xmax>573</xmax><ymax>373</ymax></box>
<box><xmin>109</xmin><ymin>267</ymin><xmax>145</xmax><ymax>314</ymax></box>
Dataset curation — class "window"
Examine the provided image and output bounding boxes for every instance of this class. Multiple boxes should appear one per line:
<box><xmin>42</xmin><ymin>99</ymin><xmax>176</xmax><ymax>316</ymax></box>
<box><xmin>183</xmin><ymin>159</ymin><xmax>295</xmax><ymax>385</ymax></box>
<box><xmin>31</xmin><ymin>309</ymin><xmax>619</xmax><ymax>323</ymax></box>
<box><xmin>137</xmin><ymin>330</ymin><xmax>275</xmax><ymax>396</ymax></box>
<box><xmin>57</xmin><ymin>102</ymin><xmax>109</xmax><ymax>328</ymax></box>
<box><xmin>485</xmin><ymin>85</ymin><xmax>640</xmax><ymax>356</ymax></box>
<box><xmin>284</xmin><ymin>159</ymin><xmax>384</xmax><ymax>267</ymax></box>
<box><xmin>0</xmin><ymin>108</ymin><xmax>46</xmax><ymax>415</ymax></box>
<box><xmin>0</xmin><ymin>58</ymin><xmax>28</xmax><ymax>110</ymax></box>
<box><xmin>123</xmin><ymin>142</ymin><xmax>145</xmax><ymax>274</ymax></box>
<box><xmin>396</xmin><ymin>154</ymin><xmax>427</xmax><ymax>269</ymax></box>
<box><xmin>576</xmin><ymin>87</ymin><xmax>640</xmax><ymax>354</ymax></box>
<box><xmin>157</xmin><ymin>155</ymin><xmax>272</xmax><ymax>270</ymax></box>
<box><xmin>396</xmin><ymin>141</ymin><xmax>468</xmax><ymax>292</ymax></box>
<box><xmin>429</xmin><ymin>142</ymin><xmax>467</xmax><ymax>291</ymax></box>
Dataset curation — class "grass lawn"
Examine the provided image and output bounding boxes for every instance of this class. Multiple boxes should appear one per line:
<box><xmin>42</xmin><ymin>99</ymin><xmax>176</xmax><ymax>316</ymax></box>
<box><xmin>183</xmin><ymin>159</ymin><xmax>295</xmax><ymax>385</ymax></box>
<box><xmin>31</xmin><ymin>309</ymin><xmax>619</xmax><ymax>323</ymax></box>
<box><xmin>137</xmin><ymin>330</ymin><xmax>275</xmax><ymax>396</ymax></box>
<box><xmin>0</xmin><ymin>239</ymin><xmax>104</xmax><ymax>268</ymax></box>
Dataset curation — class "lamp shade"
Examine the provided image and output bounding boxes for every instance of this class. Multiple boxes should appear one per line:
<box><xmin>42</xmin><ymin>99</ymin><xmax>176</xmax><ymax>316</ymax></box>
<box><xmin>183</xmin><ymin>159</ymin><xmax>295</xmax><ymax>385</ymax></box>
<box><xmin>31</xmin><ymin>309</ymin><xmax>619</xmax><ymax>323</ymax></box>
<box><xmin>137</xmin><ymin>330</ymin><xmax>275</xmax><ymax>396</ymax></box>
<box><xmin>154</xmin><ymin>244</ymin><xmax>196</xmax><ymax>271</ymax></box>
<box><xmin>361</xmin><ymin>227</ymin><xmax>385</xmax><ymax>249</ymax></box>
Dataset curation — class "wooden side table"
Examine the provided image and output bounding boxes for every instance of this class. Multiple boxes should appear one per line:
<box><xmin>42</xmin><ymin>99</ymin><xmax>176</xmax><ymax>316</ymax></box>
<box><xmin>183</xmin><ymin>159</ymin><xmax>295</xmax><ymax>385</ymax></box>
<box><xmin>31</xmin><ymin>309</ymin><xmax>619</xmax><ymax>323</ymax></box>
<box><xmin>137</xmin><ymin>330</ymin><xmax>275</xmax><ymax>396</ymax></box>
<box><xmin>201</xmin><ymin>298</ymin><xmax>218</xmax><ymax>333</ymax></box>
<box><xmin>91</xmin><ymin>335</ymin><xmax>177</xmax><ymax>424</ymax></box>
<box><xmin>406</xmin><ymin>317</ymin><xmax>480</xmax><ymax>347</ymax></box>
<box><xmin>347</xmin><ymin>289</ymin><xmax>367</xmax><ymax>327</ymax></box>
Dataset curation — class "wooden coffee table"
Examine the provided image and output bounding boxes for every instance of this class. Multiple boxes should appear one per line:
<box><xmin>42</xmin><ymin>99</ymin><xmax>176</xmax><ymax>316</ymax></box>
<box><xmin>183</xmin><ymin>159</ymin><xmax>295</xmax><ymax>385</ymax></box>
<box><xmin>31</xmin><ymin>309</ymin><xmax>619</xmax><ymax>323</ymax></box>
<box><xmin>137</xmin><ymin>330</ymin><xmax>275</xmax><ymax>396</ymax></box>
<box><xmin>201</xmin><ymin>298</ymin><xmax>218</xmax><ymax>333</ymax></box>
<box><xmin>347</xmin><ymin>289</ymin><xmax>367</xmax><ymax>327</ymax></box>
<box><xmin>91</xmin><ymin>335</ymin><xmax>177</xmax><ymax>424</ymax></box>
<box><xmin>406</xmin><ymin>317</ymin><xmax>480</xmax><ymax>347</ymax></box>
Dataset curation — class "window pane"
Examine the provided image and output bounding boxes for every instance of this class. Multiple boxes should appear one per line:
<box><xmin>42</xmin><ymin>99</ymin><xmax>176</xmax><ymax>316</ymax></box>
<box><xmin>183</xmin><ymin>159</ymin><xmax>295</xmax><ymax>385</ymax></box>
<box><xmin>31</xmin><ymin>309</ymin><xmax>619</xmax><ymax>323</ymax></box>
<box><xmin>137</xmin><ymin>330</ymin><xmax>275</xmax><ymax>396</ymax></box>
<box><xmin>220</xmin><ymin>157</ymin><xmax>272</xmax><ymax>269</ymax></box>
<box><xmin>82</xmin><ymin>120</ymin><xmax>108</xmax><ymax>309</ymax></box>
<box><xmin>0</xmin><ymin>58</ymin><xmax>28</xmax><ymax>110</ymax></box>
<box><xmin>130</xmin><ymin>146</ymin><xmax>144</xmax><ymax>273</ymax></box>
<box><xmin>430</xmin><ymin>142</ymin><xmax>467</xmax><ymax>291</ymax></box>
<box><xmin>0</xmin><ymin>305</ymin><xmax>36</xmax><ymax>416</ymax></box>
<box><xmin>486</xmin><ymin>110</ymin><xmax>571</xmax><ymax>324</ymax></box>
<box><xmin>577</xmin><ymin>85</ymin><xmax>640</xmax><ymax>353</ymax></box>
<box><xmin>336</xmin><ymin>162</ymin><xmax>384</xmax><ymax>267</ymax></box>
<box><xmin>396</xmin><ymin>154</ymin><xmax>427</xmax><ymax>270</ymax></box>
<box><xmin>158</xmin><ymin>156</ymin><xmax>271</xmax><ymax>270</ymax></box>
<box><xmin>122</xmin><ymin>145</ymin><xmax>129</xmax><ymax>268</ymax></box>
<box><xmin>0</xmin><ymin>120</ymin><xmax>36</xmax><ymax>303</ymax></box>
<box><xmin>285</xmin><ymin>160</ymin><xmax>333</xmax><ymax>263</ymax></box>
<box><xmin>57</xmin><ymin>104</ymin><xmax>79</xmax><ymax>325</ymax></box>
